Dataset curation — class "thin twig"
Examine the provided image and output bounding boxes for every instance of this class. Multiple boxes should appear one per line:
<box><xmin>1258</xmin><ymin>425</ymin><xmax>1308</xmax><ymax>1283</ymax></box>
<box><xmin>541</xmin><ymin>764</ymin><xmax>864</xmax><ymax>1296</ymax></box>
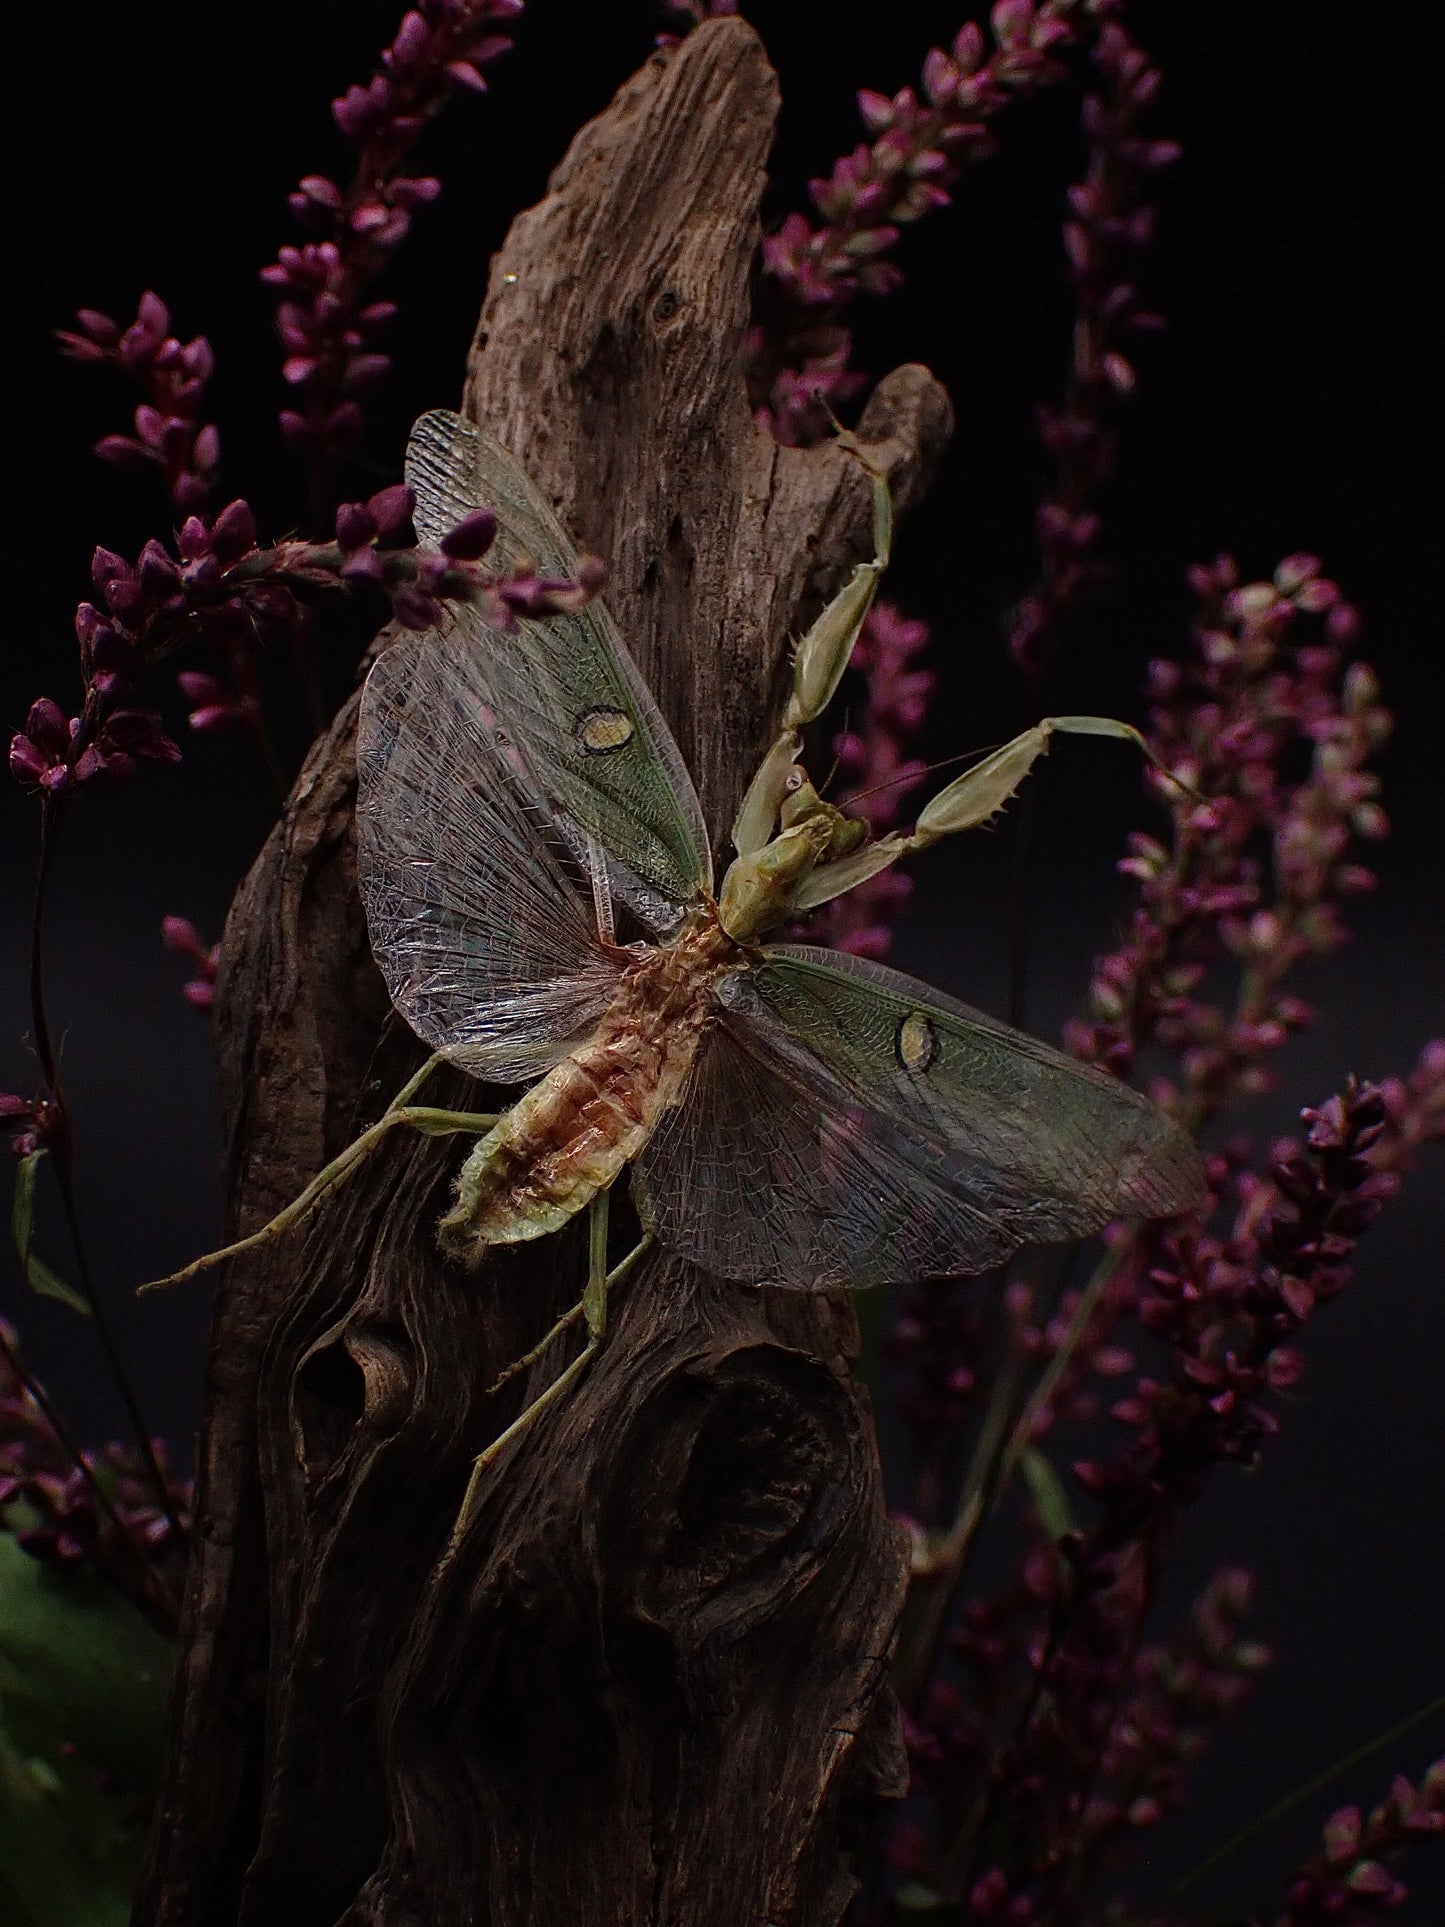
<box><xmin>1165</xmin><ymin>1688</ymin><xmax>1445</xmax><ymax>1912</ymax></box>
<box><xmin>29</xmin><ymin>798</ymin><xmax>182</xmax><ymax>1539</ymax></box>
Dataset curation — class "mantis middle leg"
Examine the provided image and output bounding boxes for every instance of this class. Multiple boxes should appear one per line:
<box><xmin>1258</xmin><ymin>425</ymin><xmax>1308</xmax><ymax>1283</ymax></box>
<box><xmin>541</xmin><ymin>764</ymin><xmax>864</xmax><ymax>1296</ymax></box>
<box><xmin>443</xmin><ymin>1189</ymin><xmax>653</xmax><ymax>1561</ymax></box>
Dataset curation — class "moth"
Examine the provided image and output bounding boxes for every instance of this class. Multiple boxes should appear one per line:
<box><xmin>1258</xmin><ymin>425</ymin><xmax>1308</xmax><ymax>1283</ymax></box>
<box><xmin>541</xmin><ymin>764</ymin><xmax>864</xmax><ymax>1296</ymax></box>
<box><xmin>150</xmin><ymin>410</ymin><xmax>1203</xmax><ymax>1524</ymax></box>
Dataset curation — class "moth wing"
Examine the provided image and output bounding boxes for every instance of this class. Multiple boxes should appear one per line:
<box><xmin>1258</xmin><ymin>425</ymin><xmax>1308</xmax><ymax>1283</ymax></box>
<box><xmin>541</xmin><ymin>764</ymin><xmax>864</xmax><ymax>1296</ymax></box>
<box><xmin>406</xmin><ymin>410</ymin><xmax>712</xmax><ymax>929</ymax></box>
<box><xmin>357</xmin><ymin>629</ymin><xmax>623</xmax><ymax>1083</ymax></box>
<box><xmin>633</xmin><ymin>944</ymin><xmax>1204</xmax><ymax>1289</ymax></box>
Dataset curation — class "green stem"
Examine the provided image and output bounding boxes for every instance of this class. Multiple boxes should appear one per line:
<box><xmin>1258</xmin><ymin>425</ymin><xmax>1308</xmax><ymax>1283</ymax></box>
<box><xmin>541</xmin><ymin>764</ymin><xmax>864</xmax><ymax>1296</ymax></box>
<box><xmin>1164</xmin><ymin>1689</ymin><xmax>1445</xmax><ymax>1910</ymax></box>
<box><xmin>29</xmin><ymin>799</ymin><xmax>182</xmax><ymax>1541</ymax></box>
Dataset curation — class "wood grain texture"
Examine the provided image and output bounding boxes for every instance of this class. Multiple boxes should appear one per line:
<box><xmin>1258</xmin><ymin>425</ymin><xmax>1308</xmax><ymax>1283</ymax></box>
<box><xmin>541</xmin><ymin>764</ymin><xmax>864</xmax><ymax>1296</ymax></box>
<box><xmin>135</xmin><ymin>20</ymin><xmax>952</xmax><ymax>1925</ymax></box>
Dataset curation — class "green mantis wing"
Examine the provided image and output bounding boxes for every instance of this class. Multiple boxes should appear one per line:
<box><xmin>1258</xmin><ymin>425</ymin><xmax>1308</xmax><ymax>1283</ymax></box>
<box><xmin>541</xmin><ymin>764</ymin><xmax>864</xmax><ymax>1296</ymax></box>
<box><xmin>357</xmin><ymin>629</ymin><xmax>625</xmax><ymax>1083</ymax></box>
<box><xmin>633</xmin><ymin>945</ymin><xmax>1205</xmax><ymax>1289</ymax></box>
<box><xmin>406</xmin><ymin>409</ymin><xmax>713</xmax><ymax>929</ymax></box>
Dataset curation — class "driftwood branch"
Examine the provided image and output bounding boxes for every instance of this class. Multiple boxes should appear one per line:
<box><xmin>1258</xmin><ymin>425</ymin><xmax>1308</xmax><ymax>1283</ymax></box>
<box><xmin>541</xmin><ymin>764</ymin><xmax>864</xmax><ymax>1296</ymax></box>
<box><xmin>137</xmin><ymin>20</ymin><xmax>952</xmax><ymax>1924</ymax></box>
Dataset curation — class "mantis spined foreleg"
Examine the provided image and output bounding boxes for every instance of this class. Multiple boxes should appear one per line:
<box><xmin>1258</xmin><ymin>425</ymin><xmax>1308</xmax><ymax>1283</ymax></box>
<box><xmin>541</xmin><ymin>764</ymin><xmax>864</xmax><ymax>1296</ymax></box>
<box><xmin>139</xmin><ymin>1052</ymin><xmax>500</xmax><ymax>1293</ymax></box>
<box><xmin>443</xmin><ymin>1189</ymin><xmax>654</xmax><ymax>1560</ymax></box>
<box><xmin>732</xmin><ymin>439</ymin><xmax>893</xmax><ymax>858</ymax></box>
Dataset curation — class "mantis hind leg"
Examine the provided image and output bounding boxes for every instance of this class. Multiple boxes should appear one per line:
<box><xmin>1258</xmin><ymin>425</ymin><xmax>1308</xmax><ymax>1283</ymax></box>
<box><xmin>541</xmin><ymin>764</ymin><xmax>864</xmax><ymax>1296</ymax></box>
<box><xmin>139</xmin><ymin>1053</ymin><xmax>500</xmax><ymax>1293</ymax></box>
<box><xmin>443</xmin><ymin>1193</ymin><xmax>652</xmax><ymax>1562</ymax></box>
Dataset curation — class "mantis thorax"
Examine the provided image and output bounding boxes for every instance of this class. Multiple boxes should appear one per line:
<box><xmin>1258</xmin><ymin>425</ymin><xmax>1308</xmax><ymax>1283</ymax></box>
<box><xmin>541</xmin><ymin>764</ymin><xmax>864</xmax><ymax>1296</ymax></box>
<box><xmin>717</xmin><ymin>767</ymin><xmax>865</xmax><ymax>943</ymax></box>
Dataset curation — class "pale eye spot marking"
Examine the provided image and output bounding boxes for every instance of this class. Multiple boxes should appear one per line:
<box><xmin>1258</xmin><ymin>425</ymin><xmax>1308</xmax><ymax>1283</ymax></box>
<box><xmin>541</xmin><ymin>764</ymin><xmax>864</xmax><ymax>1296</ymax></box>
<box><xmin>896</xmin><ymin>1011</ymin><xmax>938</xmax><ymax>1076</ymax></box>
<box><xmin>575</xmin><ymin>706</ymin><xmax>635</xmax><ymax>755</ymax></box>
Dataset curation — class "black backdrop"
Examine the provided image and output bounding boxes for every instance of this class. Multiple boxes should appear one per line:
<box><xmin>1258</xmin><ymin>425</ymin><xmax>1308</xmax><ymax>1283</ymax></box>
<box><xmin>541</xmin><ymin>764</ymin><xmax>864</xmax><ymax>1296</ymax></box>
<box><xmin>3</xmin><ymin>1</ymin><xmax>1443</xmax><ymax>1910</ymax></box>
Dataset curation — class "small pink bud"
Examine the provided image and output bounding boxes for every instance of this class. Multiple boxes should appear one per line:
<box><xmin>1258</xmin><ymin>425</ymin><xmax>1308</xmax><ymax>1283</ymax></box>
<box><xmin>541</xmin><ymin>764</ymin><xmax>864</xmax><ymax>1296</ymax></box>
<box><xmin>367</xmin><ymin>484</ymin><xmax>414</xmax><ymax>537</ymax></box>
<box><xmin>390</xmin><ymin>176</ymin><xmax>442</xmax><ymax>210</ymax></box>
<box><xmin>335</xmin><ymin>502</ymin><xmax>379</xmax><ymax>551</ymax></box>
<box><xmin>921</xmin><ymin>48</ymin><xmax>958</xmax><ymax>106</ymax></box>
<box><xmin>857</xmin><ymin>88</ymin><xmax>894</xmax><ymax>133</ymax></box>
<box><xmin>439</xmin><ymin>508</ymin><xmax>498</xmax><ymax>560</ymax></box>
<box><xmin>75</xmin><ymin>306</ymin><xmax>121</xmax><ymax>346</ymax></box>
<box><xmin>26</xmin><ymin>698</ymin><xmax>69</xmax><ymax>755</ymax></box>
<box><xmin>1346</xmin><ymin>1861</ymin><xmax>1401</xmax><ymax>1900</ymax></box>
<box><xmin>446</xmin><ymin>59</ymin><xmax>488</xmax><ymax>92</ymax></box>
<box><xmin>350</xmin><ymin>201</ymin><xmax>392</xmax><ymax>235</ymax></box>
<box><xmin>94</xmin><ymin>433</ymin><xmax>150</xmax><ymax>471</ymax></box>
<box><xmin>298</xmin><ymin>173</ymin><xmax>342</xmax><ymax>209</ymax></box>
<box><xmin>178</xmin><ymin>516</ymin><xmax>210</xmax><ymax>561</ymax></box>
<box><xmin>9</xmin><ymin>735</ymin><xmax>51</xmax><ymax>784</ymax></box>
<box><xmin>210</xmin><ymin>498</ymin><xmax>258</xmax><ymax>562</ymax></box>
<box><xmin>163</xmin><ymin>915</ymin><xmax>195</xmax><ymax>951</ymax></box>
<box><xmin>1101</xmin><ymin>351</ymin><xmax>1136</xmax><ymax>392</ymax></box>
<box><xmin>389</xmin><ymin>9</ymin><xmax>430</xmax><ymax>67</ymax></box>
<box><xmin>1274</xmin><ymin>552</ymin><xmax>1321</xmax><ymax>593</ymax></box>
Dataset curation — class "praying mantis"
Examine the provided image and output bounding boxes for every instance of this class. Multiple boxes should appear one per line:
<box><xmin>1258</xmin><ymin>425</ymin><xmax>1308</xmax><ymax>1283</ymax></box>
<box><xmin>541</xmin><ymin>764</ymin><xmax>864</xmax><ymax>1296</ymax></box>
<box><xmin>147</xmin><ymin>409</ymin><xmax>1204</xmax><ymax>1549</ymax></box>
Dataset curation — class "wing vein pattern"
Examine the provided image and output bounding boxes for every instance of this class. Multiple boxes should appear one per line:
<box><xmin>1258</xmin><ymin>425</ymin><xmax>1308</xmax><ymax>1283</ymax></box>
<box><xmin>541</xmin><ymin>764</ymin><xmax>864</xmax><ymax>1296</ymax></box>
<box><xmin>406</xmin><ymin>409</ymin><xmax>712</xmax><ymax>930</ymax></box>
<box><xmin>357</xmin><ymin>630</ymin><xmax>623</xmax><ymax>1083</ymax></box>
<box><xmin>636</xmin><ymin>944</ymin><xmax>1204</xmax><ymax>1288</ymax></box>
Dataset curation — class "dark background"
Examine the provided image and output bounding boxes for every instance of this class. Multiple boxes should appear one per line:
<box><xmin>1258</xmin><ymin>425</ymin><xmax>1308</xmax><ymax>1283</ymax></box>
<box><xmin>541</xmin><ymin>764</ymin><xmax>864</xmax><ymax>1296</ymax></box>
<box><xmin>3</xmin><ymin>1</ymin><xmax>1443</xmax><ymax>1912</ymax></box>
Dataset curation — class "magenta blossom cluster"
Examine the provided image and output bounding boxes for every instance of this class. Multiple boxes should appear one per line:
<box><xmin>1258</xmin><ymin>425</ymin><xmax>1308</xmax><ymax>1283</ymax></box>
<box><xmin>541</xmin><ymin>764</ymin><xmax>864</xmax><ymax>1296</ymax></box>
<box><xmin>57</xmin><ymin>293</ymin><xmax>219</xmax><ymax>514</ymax></box>
<box><xmin>1075</xmin><ymin>1082</ymin><xmax>1403</xmax><ymax>1519</ymax></box>
<box><xmin>751</xmin><ymin>0</ymin><xmax>1136</xmax><ymax>443</ymax></box>
<box><xmin>819</xmin><ymin>599</ymin><xmax>936</xmax><ymax>958</ymax></box>
<box><xmin>1</xmin><ymin>1318</ymin><xmax>189</xmax><ymax>1625</ymax></box>
<box><xmin>1277</xmin><ymin>1761</ymin><xmax>1445</xmax><ymax>1923</ymax></box>
<box><xmin>1009</xmin><ymin>22</ymin><xmax>1179</xmax><ymax>675</ymax></box>
<box><xmin>161</xmin><ymin>916</ymin><xmax>220</xmax><ymax>1013</ymax></box>
<box><xmin>1067</xmin><ymin>555</ymin><xmax>1391</xmax><ymax>1123</ymax></box>
<box><xmin>884</xmin><ymin>1565</ymin><xmax>1270</xmax><ymax>1920</ymax></box>
<box><xmin>8</xmin><ymin>477</ymin><xmax>600</xmax><ymax>798</ymax></box>
<box><xmin>264</xmin><ymin>0</ymin><xmax>522</xmax><ymax>477</ymax></box>
<box><xmin>880</xmin><ymin>1073</ymin><xmax>1443</xmax><ymax>1919</ymax></box>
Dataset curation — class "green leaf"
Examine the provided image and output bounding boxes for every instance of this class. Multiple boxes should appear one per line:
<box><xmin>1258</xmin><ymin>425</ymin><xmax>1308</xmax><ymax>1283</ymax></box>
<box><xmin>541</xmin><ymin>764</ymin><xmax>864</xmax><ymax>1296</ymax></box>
<box><xmin>10</xmin><ymin>1151</ymin><xmax>89</xmax><ymax>1317</ymax></box>
<box><xmin>0</xmin><ymin>1535</ymin><xmax>171</xmax><ymax>1925</ymax></box>
<box><xmin>1021</xmin><ymin>1446</ymin><xmax>1076</xmax><ymax>1544</ymax></box>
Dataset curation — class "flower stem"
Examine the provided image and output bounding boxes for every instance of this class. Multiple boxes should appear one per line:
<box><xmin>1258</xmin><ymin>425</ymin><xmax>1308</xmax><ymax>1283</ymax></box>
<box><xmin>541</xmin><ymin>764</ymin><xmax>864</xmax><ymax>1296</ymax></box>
<box><xmin>1164</xmin><ymin>1689</ymin><xmax>1445</xmax><ymax>1910</ymax></box>
<box><xmin>29</xmin><ymin>799</ymin><xmax>183</xmax><ymax>1542</ymax></box>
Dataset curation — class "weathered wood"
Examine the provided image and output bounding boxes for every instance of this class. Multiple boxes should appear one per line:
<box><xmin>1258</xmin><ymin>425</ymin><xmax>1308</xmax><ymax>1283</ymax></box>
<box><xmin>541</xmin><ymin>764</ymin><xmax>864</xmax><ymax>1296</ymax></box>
<box><xmin>136</xmin><ymin>19</ymin><xmax>952</xmax><ymax>1925</ymax></box>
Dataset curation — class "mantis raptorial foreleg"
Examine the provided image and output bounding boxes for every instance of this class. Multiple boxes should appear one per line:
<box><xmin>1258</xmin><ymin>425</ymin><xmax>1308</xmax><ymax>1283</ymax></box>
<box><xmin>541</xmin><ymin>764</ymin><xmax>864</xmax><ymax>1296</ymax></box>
<box><xmin>791</xmin><ymin>715</ymin><xmax>1198</xmax><ymax>913</ymax></box>
<box><xmin>732</xmin><ymin>440</ymin><xmax>893</xmax><ymax>857</ymax></box>
<box><xmin>139</xmin><ymin>1053</ymin><xmax>500</xmax><ymax>1292</ymax></box>
<box><xmin>443</xmin><ymin>1192</ymin><xmax>654</xmax><ymax>1560</ymax></box>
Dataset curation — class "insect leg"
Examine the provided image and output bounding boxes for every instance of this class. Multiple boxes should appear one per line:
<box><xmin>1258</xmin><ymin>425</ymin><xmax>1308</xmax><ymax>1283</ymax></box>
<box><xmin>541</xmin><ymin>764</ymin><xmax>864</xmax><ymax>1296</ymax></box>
<box><xmin>139</xmin><ymin>1059</ymin><xmax>499</xmax><ymax>1293</ymax></box>
<box><xmin>582</xmin><ymin>1185</ymin><xmax>610</xmax><ymax>1338</ymax></box>
<box><xmin>732</xmin><ymin>449</ymin><xmax>895</xmax><ymax>858</ymax></box>
<box><xmin>910</xmin><ymin>716</ymin><xmax>1184</xmax><ymax>846</ymax></box>
<box><xmin>443</xmin><ymin>1208</ymin><xmax>656</xmax><ymax>1561</ymax></box>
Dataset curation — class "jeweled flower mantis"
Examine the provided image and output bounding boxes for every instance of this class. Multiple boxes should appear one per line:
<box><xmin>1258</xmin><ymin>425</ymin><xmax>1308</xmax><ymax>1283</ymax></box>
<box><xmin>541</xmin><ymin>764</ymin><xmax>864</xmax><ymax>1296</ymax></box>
<box><xmin>147</xmin><ymin>409</ymin><xmax>1204</xmax><ymax>1549</ymax></box>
